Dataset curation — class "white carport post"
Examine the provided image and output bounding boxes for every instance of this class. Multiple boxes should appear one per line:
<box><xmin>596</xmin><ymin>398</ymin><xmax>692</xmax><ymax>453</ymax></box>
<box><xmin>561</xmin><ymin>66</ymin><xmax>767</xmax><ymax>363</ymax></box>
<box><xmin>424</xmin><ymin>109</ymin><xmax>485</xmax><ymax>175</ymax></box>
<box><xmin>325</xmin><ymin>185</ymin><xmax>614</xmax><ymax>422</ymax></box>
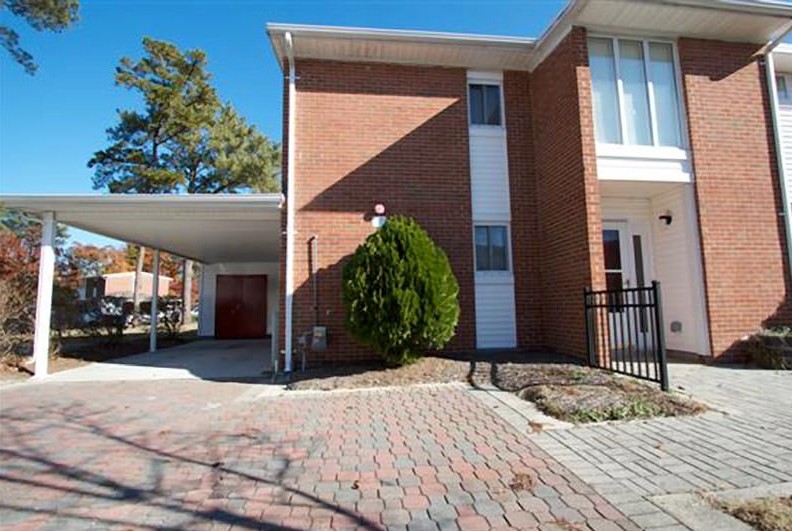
<box><xmin>32</xmin><ymin>211</ymin><xmax>56</xmax><ymax>378</ymax></box>
<box><xmin>149</xmin><ymin>250</ymin><xmax>160</xmax><ymax>352</ymax></box>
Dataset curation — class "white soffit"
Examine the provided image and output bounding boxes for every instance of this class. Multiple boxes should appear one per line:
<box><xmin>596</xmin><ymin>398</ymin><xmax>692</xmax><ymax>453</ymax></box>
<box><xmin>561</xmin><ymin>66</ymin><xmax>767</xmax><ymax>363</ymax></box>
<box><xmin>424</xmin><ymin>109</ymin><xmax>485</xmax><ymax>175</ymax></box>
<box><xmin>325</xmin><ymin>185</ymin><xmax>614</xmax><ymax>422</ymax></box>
<box><xmin>0</xmin><ymin>194</ymin><xmax>282</xmax><ymax>264</ymax></box>
<box><xmin>575</xmin><ymin>0</ymin><xmax>792</xmax><ymax>43</ymax></box>
<box><xmin>773</xmin><ymin>42</ymin><xmax>792</xmax><ymax>71</ymax></box>
<box><xmin>267</xmin><ymin>24</ymin><xmax>536</xmax><ymax>71</ymax></box>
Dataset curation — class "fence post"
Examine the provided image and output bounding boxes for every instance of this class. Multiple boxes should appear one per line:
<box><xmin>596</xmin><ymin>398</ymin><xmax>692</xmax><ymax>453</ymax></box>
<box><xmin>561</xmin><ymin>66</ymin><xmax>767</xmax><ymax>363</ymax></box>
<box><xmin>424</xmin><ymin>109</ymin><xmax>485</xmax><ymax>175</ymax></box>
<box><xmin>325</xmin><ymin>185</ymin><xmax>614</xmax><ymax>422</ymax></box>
<box><xmin>584</xmin><ymin>287</ymin><xmax>596</xmax><ymax>367</ymax></box>
<box><xmin>652</xmin><ymin>281</ymin><xmax>670</xmax><ymax>391</ymax></box>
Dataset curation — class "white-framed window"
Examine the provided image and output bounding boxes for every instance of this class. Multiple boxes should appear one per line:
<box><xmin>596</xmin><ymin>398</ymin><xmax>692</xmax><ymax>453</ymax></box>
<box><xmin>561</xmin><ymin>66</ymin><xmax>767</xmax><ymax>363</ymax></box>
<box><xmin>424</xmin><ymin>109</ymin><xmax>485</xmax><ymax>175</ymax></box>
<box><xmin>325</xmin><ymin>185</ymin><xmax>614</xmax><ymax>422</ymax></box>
<box><xmin>474</xmin><ymin>225</ymin><xmax>510</xmax><ymax>271</ymax></box>
<box><xmin>777</xmin><ymin>74</ymin><xmax>791</xmax><ymax>103</ymax></box>
<box><xmin>468</xmin><ymin>83</ymin><xmax>503</xmax><ymax>126</ymax></box>
<box><xmin>589</xmin><ymin>36</ymin><xmax>684</xmax><ymax>148</ymax></box>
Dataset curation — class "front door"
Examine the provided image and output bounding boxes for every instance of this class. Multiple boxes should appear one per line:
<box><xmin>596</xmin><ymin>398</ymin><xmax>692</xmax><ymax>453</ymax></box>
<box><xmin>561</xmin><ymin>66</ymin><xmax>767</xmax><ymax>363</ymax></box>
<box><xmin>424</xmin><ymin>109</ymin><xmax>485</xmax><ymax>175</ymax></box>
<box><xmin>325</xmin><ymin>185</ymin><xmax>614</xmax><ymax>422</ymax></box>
<box><xmin>602</xmin><ymin>222</ymin><xmax>652</xmax><ymax>352</ymax></box>
<box><xmin>215</xmin><ymin>275</ymin><xmax>267</xmax><ymax>339</ymax></box>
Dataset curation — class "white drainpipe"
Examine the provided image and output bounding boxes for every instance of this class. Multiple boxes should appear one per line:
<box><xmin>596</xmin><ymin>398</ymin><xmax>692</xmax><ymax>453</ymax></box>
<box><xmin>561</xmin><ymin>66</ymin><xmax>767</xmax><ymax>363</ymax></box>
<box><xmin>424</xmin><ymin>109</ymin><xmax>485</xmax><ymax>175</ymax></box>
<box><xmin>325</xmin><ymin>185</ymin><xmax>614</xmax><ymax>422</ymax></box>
<box><xmin>283</xmin><ymin>31</ymin><xmax>297</xmax><ymax>374</ymax></box>
<box><xmin>765</xmin><ymin>48</ymin><xmax>792</xmax><ymax>287</ymax></box>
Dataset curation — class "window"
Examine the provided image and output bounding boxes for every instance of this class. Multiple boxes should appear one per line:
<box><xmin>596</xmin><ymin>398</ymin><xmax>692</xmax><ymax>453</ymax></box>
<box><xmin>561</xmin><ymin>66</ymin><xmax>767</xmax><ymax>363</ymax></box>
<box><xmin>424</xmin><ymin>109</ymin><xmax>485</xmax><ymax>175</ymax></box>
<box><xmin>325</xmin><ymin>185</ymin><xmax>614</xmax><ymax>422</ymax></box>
<box><xmin>777</xmin><ymin>74</ymin><xmax>790</xmax><ymax>103</ymax></box>
<box><xmin>469</xmin><ymin>83</ymin><xmax>502</xmax><ymax>126</ymax></box>
<box><xmin>589</xmin><ymin>37</ymin><xmax>683</xmax><ymax>148</ymax></box>
<box><xmin>475</xmin><ymin>226</ymin><xmax>509</xmax><ymax>271</ymax></box>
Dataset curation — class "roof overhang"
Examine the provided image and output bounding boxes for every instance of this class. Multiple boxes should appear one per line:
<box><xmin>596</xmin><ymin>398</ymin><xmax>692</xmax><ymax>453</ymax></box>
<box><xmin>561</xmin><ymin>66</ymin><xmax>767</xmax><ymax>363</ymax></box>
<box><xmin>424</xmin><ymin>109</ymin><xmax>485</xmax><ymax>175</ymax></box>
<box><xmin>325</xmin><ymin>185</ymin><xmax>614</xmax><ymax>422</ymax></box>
<box><xmin>533</xmin><ymin>0</ymin><xmax>792</xmax><ymax>68</ymax></box>
<box><xmin>267</xmin><ymin>0</ymin><xmax>792</xmax><ymax>73</ymax></box>
<box><xmin>267</xmin><ymin>23</ymin><xmax>536</xmax><ymax>71</ymax></box>
<box><xmin>772</xmin><ymin>42</ymin><xmax>792</xmax><ymax>71</ymax></box>
<box><xmin>0</xmin><ymin>194</ymin><xmax>282</xmax><ymax>264</ymax></box>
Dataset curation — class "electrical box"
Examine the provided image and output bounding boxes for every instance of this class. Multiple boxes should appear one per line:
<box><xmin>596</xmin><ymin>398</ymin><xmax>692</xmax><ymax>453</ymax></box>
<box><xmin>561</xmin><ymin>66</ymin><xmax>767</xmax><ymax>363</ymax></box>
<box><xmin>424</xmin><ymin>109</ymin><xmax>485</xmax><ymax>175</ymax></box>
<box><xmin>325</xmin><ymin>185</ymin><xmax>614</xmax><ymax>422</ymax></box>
<box><xmin>312</xmin><ymin>326</ymin><xmax>328</xmax><ymax>351</ymax></box>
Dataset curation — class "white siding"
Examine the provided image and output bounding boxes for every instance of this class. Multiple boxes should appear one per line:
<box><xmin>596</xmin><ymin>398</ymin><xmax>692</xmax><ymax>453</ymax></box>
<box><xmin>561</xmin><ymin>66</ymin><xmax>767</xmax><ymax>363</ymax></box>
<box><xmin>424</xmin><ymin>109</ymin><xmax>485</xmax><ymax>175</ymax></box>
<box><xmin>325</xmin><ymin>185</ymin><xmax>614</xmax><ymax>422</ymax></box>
<box><xmin>474</xmin><ymin>278</ymin><xmax>517</xmax><ymax>349</ymax></box>
<box><xmin>198</xmin><ymin>262</ymin><xmax>279</xmax><ymax>337</ymax></box>
<box><xmin>469</xmin><ymin>132</ymin><xmax>511</xmax><ymax>221</ymax></box>
<box><xmin>602</xmin><ymin>190</ymin><xmax>709</xmax><ymax>355</ymax></box>
<box><xmin>649</xmin><ymin>187</ymin><xmax>709</xmax><ymax>355</ymax></box>
<box><xmin>468</xmin><ymin>71</ymin><xmax>516</xmax><ymax>349</ymax></box>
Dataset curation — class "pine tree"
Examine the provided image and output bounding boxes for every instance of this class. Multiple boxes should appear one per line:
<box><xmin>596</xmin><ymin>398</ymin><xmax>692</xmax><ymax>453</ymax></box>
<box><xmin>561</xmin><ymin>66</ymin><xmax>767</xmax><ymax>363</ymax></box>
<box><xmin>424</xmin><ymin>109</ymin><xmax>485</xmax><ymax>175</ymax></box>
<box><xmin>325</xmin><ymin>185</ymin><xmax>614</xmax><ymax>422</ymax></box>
<box><xmin>342</xmin><ymin>216</ymin><xmax>460</xmax><ymax>365</ymax></box>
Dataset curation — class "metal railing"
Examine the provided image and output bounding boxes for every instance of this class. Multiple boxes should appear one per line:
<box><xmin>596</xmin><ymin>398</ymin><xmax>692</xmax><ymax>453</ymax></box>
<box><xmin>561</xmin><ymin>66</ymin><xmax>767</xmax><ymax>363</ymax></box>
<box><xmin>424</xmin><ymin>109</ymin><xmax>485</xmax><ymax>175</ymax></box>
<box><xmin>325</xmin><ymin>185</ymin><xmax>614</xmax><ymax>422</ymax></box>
<box><xmin>584</xmin><ymin>281</ymin><xmax>669</xmax><ymax>391</ymax></box>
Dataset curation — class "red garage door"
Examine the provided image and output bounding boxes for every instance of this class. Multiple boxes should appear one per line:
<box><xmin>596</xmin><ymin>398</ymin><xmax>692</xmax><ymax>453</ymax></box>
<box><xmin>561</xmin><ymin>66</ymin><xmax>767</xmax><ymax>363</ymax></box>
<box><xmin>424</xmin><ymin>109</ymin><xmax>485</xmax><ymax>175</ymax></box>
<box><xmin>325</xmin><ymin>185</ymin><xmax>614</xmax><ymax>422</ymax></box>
<box><xmin>215</xmin><ymin>275</ymin><xmax>267</xmax><ymax>339</ymax></box>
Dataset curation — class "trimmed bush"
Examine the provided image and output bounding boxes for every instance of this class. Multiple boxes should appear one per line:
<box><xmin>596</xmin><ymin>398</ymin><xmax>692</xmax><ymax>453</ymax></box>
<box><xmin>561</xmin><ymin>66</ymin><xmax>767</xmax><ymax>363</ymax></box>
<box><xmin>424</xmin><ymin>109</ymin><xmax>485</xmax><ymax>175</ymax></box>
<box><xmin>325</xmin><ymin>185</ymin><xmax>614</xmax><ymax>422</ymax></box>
<box><xmin>342</xmin><ymin>215</ymin><xmax>460</xmax><ymax>365</ymax></box>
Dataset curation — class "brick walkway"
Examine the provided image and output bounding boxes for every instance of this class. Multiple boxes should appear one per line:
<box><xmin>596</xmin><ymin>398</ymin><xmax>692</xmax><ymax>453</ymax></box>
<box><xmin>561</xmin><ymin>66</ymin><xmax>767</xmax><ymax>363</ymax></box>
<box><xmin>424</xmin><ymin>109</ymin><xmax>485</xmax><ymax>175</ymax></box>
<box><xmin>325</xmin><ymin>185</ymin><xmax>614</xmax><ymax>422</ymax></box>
<box><xmin>529</xmin><ymin>365</ymin><xmax>792</xmax><ymax>530</ymax></box>
<box><xmin>0</xmin><ymin>380</ymin><xmax>632</xmax><ymax>530</ymax></box>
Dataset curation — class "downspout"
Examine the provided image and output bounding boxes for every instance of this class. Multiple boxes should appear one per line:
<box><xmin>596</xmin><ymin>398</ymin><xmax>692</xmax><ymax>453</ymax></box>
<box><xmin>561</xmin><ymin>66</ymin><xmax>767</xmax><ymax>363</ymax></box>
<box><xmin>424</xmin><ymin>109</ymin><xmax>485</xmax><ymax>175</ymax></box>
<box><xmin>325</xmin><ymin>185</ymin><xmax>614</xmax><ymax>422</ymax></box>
<box><xmin>764</xmin><ymin>36</ymin><xmax>792</xmax><ymax>287</ymax></box>
<box><xmin>283</xmin><ymin>31</ymin><xmax>297</xmax><ymax>374</ymax></box>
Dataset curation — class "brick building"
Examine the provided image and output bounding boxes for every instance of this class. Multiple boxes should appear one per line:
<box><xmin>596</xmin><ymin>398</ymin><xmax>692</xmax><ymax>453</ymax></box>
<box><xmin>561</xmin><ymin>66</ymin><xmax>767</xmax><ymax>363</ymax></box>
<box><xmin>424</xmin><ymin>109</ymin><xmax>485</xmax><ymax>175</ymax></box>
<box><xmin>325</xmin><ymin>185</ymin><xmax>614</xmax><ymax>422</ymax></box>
<box><xmin>7</xmin><ymin>0</ymin><xmax>792</xmax><ymax>379</ymax></box>
<box><xmin>268</xmin><ymin>0</ymin><xmax>792</xmax><ymax>368</ymax></box>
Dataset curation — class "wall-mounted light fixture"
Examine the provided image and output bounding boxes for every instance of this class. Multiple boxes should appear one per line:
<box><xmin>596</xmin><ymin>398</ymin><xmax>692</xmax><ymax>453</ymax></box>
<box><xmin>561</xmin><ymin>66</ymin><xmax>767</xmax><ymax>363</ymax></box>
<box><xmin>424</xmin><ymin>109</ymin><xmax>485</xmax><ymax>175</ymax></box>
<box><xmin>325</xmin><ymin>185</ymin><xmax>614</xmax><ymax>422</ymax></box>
<box><xmin>372</xmin><ymin>203</ymin><xmax>387</xmax><ymax>228</ymax></box>
<box><xmin>658</xmin><ymin>211</ymin><xmax>673</xmax><ymax>226</ymax></box>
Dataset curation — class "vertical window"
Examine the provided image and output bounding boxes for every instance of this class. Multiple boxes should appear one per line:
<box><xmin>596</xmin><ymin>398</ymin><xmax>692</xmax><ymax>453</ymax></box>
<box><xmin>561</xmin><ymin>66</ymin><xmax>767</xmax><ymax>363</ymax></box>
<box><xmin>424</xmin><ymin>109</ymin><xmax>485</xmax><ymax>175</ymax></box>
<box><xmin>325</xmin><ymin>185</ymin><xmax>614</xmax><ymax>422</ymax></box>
<box><xmin>475</xmin><ymin>226</ymin><xmax>509</xmax><ymax>271</ymax></box>
<box><xmin>589</xmin><ymin>37</ymin><xmax>683</xmax><ymax>148</ymax></box>
<box><xmin>777</xmin><ymin>74</ymin><xmax>790</xmax><ymax>102</ymax></box>
<box><xmin>469</xmin><ymin>84</ymin><xmax>502</xmax><ymax>126</ymax></box>
<box><xmin>649</xmin><ymin>43</ymin><xmax>682</xmax><ymax>147</ymax></box>
<box><xmin>589</xmin><ymin>38</ymin><xmax>622</xmax><ymax>143</ymax></box>
<box><xmin>619</xmin><ymin>40</ymin><xmax>652</xmax><ymax>145</ymax></box>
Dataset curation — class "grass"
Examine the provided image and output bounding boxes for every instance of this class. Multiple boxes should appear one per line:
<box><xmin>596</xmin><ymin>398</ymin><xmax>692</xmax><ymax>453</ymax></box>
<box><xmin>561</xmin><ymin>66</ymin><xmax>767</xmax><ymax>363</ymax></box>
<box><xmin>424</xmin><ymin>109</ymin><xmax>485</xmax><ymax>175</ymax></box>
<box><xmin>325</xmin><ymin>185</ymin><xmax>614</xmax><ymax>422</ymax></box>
<box><xmin>715</xmin><ymin>496</ymin><xmax>792</xmax><ymax>531</ymax></box>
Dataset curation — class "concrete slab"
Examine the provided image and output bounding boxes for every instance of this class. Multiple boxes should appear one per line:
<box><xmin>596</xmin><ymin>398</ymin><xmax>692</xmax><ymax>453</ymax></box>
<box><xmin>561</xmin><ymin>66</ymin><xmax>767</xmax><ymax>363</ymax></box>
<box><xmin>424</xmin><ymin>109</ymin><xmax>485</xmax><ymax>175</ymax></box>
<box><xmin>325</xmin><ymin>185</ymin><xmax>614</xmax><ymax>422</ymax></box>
<box><xmin>43</xmin><ymin>339</ymin><xmax>272</xmax><ymax>382</ymax></box>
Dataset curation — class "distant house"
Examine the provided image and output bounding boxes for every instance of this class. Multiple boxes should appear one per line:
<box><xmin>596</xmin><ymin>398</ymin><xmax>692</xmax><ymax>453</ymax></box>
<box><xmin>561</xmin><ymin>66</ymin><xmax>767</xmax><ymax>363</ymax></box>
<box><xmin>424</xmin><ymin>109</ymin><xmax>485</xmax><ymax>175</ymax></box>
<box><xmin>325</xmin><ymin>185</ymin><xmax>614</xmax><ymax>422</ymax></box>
<box><xmin>78</xmin><ymin>272</ymin><xmax>171</xmax><ymax>301</ymax></box>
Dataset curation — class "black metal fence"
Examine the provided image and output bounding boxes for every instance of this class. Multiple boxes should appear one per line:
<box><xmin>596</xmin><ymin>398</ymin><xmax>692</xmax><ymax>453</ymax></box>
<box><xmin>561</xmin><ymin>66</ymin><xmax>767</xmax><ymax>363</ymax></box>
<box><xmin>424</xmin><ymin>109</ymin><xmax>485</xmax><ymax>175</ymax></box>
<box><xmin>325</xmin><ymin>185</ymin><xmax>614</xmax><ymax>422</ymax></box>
<box><xmin>584</xmin><ymin>281</ymin><xmax>669</xmax><ymax>391</ymax></box>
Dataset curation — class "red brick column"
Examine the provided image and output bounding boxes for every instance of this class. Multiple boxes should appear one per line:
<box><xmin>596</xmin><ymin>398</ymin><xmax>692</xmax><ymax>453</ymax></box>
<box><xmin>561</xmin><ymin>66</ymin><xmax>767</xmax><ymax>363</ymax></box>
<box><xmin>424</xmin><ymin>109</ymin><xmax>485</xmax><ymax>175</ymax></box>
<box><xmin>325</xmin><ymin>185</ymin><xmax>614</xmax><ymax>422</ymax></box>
<box><xmin>679</xmin><ymin>38</ymin><xmax>792</xmax><ymax>358</ymax></box>
<box><xmin>530</xmin><ymin>27</ymin><xmax>606</xmax><ymax>358</ymax></box>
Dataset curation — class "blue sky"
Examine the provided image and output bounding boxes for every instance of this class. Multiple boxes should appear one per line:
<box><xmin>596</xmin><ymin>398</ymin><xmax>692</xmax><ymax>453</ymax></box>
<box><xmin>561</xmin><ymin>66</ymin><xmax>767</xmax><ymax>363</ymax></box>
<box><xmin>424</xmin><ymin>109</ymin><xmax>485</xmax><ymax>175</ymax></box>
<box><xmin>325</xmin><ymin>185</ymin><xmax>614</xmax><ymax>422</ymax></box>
<box><xmin>0</xmin><ymin>0</ymin><xmax>565</xmax><ymax>244</ymax></box>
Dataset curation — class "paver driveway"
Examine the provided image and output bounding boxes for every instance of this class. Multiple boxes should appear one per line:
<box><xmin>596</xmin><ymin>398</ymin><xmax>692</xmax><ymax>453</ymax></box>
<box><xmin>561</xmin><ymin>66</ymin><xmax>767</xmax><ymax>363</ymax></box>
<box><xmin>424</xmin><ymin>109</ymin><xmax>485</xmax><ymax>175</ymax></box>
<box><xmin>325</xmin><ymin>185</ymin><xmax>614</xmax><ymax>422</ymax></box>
<box><xmin>0</xmin><ymin>380</ymin><xmax>631</xmax><ymax>530</ymax></box>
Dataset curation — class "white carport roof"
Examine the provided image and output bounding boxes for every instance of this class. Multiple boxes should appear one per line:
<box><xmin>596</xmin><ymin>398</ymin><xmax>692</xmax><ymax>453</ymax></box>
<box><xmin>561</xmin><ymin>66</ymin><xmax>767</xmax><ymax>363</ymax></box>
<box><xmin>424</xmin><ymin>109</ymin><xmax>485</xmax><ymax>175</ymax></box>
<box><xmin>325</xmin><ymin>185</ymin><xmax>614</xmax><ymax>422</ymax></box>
<box><xmin>0</xmin><ymin>194</ymin><xmax>282</xmax><ymax>264</ymax></box>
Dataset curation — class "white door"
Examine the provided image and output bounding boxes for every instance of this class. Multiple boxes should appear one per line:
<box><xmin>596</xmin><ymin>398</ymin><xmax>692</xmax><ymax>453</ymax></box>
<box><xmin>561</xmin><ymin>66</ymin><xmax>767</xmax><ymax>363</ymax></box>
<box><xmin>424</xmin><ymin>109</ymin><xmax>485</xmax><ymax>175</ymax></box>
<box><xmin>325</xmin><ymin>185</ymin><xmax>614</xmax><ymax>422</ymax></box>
<box><xmin>602</xmin><ymin>222</ymin><xmax>653</xmax><ymax>354</ymax></box>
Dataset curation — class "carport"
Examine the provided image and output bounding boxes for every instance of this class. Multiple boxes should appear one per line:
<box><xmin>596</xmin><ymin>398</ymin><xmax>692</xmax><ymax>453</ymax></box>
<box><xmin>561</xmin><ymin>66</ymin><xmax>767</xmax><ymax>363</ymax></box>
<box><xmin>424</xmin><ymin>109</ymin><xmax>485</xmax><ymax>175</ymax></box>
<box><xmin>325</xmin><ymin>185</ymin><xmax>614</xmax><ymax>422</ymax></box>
<box><xmin>0</xmin><ymin>194</ymin><xmax>282</xmax><ymax>379</ymax></box>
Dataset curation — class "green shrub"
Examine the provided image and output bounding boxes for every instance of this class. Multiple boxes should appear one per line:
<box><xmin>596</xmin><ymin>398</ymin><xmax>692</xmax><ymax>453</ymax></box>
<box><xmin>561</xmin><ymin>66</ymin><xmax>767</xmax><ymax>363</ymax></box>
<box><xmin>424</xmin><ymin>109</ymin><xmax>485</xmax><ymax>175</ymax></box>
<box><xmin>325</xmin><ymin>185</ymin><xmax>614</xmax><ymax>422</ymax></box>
<box><xmin>342</xmin><ymin>216</ymin><xmax>460</xmax><ymax>366</ymax></box>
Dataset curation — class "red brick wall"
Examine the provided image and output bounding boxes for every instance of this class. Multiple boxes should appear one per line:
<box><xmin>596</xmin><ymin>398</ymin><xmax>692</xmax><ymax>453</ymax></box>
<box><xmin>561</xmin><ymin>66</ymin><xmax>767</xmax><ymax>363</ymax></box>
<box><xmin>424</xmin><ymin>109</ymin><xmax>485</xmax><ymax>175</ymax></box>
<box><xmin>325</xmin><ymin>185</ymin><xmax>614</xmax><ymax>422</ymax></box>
<box><xmin>530</xmin><ymin>27</ymin><xmax>605</xmax><ymax>358</ymax></box>
<box><xmin>679</xmin><ymin>38</ymin><xmax>792</xmax><ymax>357</ymax></box>
<box><xmin>281</xmin><ymin>59</ymin><xmax>475</xmax><ymax>364</ymax></box>
<box><xmin>504</xmin><ymin>71</ymin><xmax>543</xmax><ymax>349</ymax></box>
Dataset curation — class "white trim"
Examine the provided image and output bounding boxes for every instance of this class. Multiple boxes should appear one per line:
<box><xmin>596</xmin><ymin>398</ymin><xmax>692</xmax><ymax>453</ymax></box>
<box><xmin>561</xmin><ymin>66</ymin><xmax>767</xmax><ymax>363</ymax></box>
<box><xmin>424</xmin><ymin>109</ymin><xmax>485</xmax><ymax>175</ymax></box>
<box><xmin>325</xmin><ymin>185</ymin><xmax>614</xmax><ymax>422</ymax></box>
<box><xmin>0</xmin><ymin>193</ymin><xmax>281</xmax><ymax>208</ymax></box>
<box><xmin>267</xmin><ymin>23</ymin><xmax>536</xmax><ymax>46</ymax></box>
<box><xmin>472</xmin><ymin>223</ymin><xmax>513</xmax><ymax>274</ymax></box>
<box><xmin>596</xmin><ymin>144</ymin><xmax>688</xmax><ymax>160</ymax></box>
<box><xmin>466</xmin><ymin>70</ymin><xmax>503</xmax><ymax>82</ymax></box>
<box><xmin>466</xmin><ymin>76</ymin><xmax>506</xmax><ymax>129</ymax></box>
<box><xmin>32</xmin><ymin>211</ymin><xmax>55</xmax><ymax>378</ymax></box>
<box><xmin>589</xmin><ymin>35</ymin><xmax>687</xmax><ymax>151</ymax></box>
<box><xmin>283</xmin><ymin>31</ymin><xmax>297</xmax><ymax>374</ymax></box>
<box><xmin>681</xmin><ymin>186</ymin><xmax>712</xmax><ymax>356</ymax></box>
<box><xmin>765</xmin><ymin>52</ymin><xmax>792</xmax><ymax>288</ymax></box>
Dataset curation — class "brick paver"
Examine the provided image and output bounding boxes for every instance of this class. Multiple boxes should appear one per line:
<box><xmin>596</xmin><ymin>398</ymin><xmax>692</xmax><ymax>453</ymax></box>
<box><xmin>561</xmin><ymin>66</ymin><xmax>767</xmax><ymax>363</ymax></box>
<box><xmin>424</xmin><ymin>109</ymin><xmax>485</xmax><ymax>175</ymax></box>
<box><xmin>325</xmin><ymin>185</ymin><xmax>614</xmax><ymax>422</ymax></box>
<box><xmin>527</xmin><ymin>365</ymin><xmax>792</xmax><ymax>529</ymax></box>
<box><xmin>0</xmin><ymin>380</ymin><xmax>631</xmax><ymax>530</ymax></box>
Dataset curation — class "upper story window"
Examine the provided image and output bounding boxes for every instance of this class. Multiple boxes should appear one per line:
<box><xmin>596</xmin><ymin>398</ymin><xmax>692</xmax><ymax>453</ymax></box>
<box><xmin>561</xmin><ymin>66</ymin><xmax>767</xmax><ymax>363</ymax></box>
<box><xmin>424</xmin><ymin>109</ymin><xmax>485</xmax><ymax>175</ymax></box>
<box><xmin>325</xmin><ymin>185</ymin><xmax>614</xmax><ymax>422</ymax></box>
<box><xmin>469</xmin><ymin>83</ymin><xmax>502</xmax><ymax>126</ymax></box>
<box><xmin>777</xmin><ymin>74</ymin><xmax>791</xmax><ymax>103</ymax></box>
<box><xmin>589</xmin><ymin>37</ymin><xmax>683</xmax><ymax>148</ymax></box>
<box><xmin>475</xmin><ymin>225</ymin><xmax>509</xmax><ymax>271</ymax></box>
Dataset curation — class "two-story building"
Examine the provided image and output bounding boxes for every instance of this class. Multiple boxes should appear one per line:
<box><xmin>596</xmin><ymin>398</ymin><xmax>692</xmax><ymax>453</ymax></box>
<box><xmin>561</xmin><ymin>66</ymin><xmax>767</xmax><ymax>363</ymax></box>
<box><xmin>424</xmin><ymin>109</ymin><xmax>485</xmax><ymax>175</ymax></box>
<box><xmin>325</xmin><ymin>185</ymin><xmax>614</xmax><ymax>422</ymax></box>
<box><xmin>5</xmin><ymin>0</ymin><xmax>792</xmax><ymax>378</ymax></box>
<box><xmin>268</xmin><ymin>0</ymin><xmax>792</xmax><ymax>371</ymax></box>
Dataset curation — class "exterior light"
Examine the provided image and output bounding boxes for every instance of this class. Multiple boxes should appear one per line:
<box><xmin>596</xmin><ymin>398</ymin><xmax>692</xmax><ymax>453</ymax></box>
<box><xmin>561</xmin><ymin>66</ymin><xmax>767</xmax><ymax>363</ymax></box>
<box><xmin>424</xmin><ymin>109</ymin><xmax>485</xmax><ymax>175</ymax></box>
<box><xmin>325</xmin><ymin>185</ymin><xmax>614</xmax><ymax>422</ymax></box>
<box><xmin>372</xmin><ymin>203</ymin><xmax>387</xmax><ymax>228</ymax></box>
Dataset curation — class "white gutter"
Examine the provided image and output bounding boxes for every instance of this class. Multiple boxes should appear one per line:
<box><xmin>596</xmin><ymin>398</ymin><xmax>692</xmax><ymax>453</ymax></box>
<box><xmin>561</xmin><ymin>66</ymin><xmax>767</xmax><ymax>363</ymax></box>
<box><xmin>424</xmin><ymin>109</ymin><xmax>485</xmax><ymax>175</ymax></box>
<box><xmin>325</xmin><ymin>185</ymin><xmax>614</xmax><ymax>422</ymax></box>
<box><xmin>283</xmin><ymin>31</ymin><xmax>297</xmax><ymax>374</ymax></box>
<box><xmin>765</xmin><ymin>46</ymin><xmax>792</xmax><ymax>286</ymax></box>
<box><xmin>266</xmin><ymin>23</ymin><xmax>536</xmax><ymax>47</ymax></box>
